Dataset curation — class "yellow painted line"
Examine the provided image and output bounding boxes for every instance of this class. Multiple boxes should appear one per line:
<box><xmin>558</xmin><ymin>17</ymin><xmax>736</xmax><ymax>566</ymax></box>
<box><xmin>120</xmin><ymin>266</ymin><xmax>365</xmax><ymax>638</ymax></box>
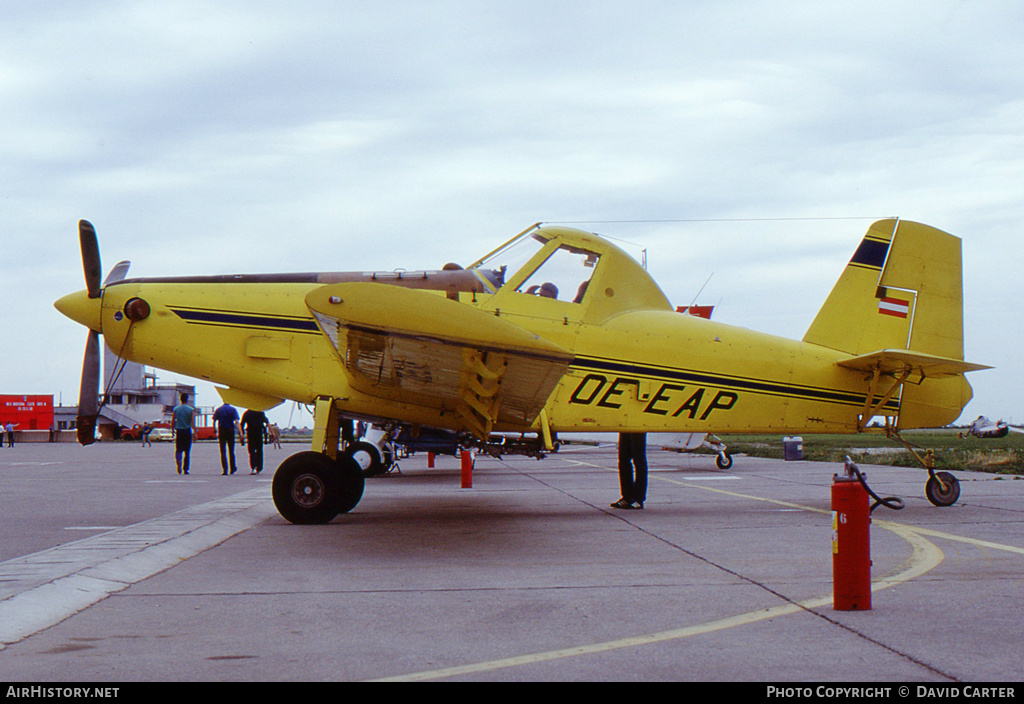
<box><xmin>372</xmin><ymin>599</ymin><xmax>826</xmax><ymax>682</ymax></box>
<box><xmin>874</xmin><ymin>521</ymin><xmax>1024</xmax><ymax>556</ymax></box>
<box><xmin>654</xmin><ymin>472</ymin><xmax>833</xmax><ymax>515</ymax></box>
<box><xmin>656</xmin><ymin>469</ymin><xmax>1024</xmax><ymax>557</ymax></box>
<box><xmin>371</xmin><ymin>466</ymin><xmax>950</xmax><ymax>682</ymax></box>
<box><xmin>372</xmin><ymin>527</ymin><xmax>941</xmax><ymax>682</ymax></box>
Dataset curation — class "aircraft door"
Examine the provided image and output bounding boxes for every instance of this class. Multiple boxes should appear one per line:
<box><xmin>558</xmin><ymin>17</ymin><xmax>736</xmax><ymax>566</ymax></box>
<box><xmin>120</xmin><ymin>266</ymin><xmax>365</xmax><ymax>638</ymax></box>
<box><xmin>490</xmin><ymin>244</ymin><xmax>600</xmax><ymax>347</ymax></box>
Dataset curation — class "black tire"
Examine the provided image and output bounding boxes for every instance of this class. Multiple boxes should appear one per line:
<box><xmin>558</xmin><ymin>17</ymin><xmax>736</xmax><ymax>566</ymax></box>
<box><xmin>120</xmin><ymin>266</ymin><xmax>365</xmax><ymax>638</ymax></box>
<box><xmin>925</xmin><ymin>471</ymin><xmax>960</xmax><ymax>507</ymax></box>
<box><xmin>345</xmin><ymin>441</ymin><xmax>385</xmax><ymax>477</ymax></box>
<box><xmin>334</xmin><ymin>454</ymin><xmax>365</xmax><ymax>514</ymax></box>
<box><xmin>272</xmin><ymin>451</ymin><xmax>364</xmax><ymax>524</ymax></box>
<box><xmin>716</xmin><ymin>452</ymin><xmax>733</xmax><ymax>470</ymax></box>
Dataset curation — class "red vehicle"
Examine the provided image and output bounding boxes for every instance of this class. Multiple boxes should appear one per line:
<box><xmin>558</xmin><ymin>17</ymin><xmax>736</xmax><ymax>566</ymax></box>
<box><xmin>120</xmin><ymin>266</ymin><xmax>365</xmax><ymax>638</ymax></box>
<box><xmin>120</xmin><ymin>422</ymin><xmax>171</xmax><ymax>441</ymax></box>
<box><xmin>194</xmin><ymin>425</ymin><xmax>217</xmax><ymax>441</ymax></box>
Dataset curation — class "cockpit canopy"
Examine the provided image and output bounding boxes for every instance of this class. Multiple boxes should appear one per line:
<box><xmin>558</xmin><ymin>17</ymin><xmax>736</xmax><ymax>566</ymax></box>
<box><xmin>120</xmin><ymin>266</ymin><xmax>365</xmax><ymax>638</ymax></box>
<box><xmin>469</xmin><ymin>225</ymin><xmax>672</xmax><ymax>321</ymax></box>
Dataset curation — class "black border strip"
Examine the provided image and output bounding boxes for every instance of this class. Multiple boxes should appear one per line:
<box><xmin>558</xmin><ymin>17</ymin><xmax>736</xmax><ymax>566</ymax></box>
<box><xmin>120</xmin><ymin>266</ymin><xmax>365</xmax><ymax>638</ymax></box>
<box><xmin>848</xmin><ymin>236</ymin><xmax>890</xmax><ymax>270</ymax></box>
<box><xmin>572</xmin><ymin>355</ymin><xmax>900</xmax><ymax>411</ymax></box>
<box><xmin>170</xmin><ymin>307</ymin><xmax>320</xmax><ymax>334</ymax></box>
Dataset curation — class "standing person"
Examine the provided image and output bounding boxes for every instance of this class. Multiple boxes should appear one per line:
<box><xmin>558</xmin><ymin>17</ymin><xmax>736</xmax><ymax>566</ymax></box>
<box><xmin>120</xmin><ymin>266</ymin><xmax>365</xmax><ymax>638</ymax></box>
<box><xmin>240</xmin><ymin>408</ymin><xmax>269</xmax><ymax>474</ymax></box>
<box><xmin>141</xmin><ymin>422</ymin><xmax>153</xmax><ymax>447</ymax></box>
<box><xmin>213</xmin><ymin>403</ymin><xmax>240</xmax><ymax>475</ymax></box>
<box><xmin>611</xmin><ymin>432</ymin><xmax>648</xmax><ymax>510</ymax></box>
<box><xmin>4</xmin><ymin>422</ymin><xmax>15</xmax><ymax>448</ymax></box>
<box><xmin>172</xmin><ymin>393</ymin><xmax>195</xmax><ymax>475</ymax></box>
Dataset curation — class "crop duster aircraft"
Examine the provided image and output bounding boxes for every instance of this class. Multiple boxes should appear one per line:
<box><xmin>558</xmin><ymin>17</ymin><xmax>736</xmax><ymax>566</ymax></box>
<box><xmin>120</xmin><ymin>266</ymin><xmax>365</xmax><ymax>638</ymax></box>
<box><xmin>55</xmin><ymin>218</ymin><xmax>989</xmax><ymax>523</ymax></box>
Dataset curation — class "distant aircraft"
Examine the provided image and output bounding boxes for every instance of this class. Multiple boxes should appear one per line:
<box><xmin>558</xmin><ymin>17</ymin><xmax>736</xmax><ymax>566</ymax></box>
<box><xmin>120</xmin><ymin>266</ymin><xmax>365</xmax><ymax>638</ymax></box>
<box><xmin>652</xmin><ymin>432</ymin><xmax>733</xmax><ymax>469</ymax></box>
<box><xmin>966</xmin><ymin>416</ymin><xmax>1021</xmax><ymax>438</ymax></box>
<box><xmin>55</xmin><ymin>218</ymin><xmax>989</xmax><ymax>522</ymax></box>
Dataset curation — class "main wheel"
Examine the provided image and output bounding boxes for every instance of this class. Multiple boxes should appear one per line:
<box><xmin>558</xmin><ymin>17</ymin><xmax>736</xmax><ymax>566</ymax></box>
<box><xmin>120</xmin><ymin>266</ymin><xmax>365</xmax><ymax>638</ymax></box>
<box><xmin>272</xmin><ymin>451</ymin><xmax>365</xmax><ymax>524</ymax></box>
<box><xmin>333</xmin><ymin>454</ymin><xmax>366</xmax><ymax>514</ymax></box>
<box><xmin>716</xmin><ymin>452</ymin><xmax>733</xmax><ymax>470</ymax></box>
<box><xmin>925</xmin><ymin>471</ymin><xmax>960</xmax><ymax>507</ymax></box>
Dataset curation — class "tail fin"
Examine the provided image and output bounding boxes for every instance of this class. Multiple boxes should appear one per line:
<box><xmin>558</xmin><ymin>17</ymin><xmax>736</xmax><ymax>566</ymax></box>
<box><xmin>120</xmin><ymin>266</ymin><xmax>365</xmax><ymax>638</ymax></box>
<box><xmin>804</xmin><ymin>218</ymin><xmax>963</xmax><ymax>358</ymax></box>
<box><xmin>805</xmin><ymin>219</ymin><xmax>980</xmax><ymax>428</ymax></box>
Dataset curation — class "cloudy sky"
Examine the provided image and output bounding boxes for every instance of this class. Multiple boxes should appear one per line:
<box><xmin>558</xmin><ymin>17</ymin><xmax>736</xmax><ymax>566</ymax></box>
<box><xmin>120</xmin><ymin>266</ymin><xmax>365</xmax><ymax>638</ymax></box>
<box><xmin>3</xmin><ymin>1</ymin><xmax>1021</xmax><ymax>429</ymax></box>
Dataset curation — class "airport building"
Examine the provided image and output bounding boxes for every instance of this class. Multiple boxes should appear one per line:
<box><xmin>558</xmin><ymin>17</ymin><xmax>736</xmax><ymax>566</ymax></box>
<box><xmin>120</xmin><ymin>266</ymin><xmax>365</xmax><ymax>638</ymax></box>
<box><xmin>0</xmin><ymin>395</ymin><xmax>54</xmax><ymax>436</ymax></box>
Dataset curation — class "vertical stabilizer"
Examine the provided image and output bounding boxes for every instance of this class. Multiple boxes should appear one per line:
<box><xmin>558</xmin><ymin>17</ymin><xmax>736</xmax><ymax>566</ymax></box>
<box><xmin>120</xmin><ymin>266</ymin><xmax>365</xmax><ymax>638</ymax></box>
<box><xmin>804</xmin><ymin>219</ymin><xmax>974</xmax><ymax>428</ymax></box>
<box><xmin>803</xmin><ymin>219</ymin><xmax>964</xmax><ymax>361</ymax></box>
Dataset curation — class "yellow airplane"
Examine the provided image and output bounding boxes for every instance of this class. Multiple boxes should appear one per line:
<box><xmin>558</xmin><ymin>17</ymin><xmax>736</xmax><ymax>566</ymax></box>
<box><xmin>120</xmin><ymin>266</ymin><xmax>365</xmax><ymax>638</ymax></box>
<box><xmin>55</xmin><ymin>218</ymin><xmax>989</xmax><ymax>522</ymax></box>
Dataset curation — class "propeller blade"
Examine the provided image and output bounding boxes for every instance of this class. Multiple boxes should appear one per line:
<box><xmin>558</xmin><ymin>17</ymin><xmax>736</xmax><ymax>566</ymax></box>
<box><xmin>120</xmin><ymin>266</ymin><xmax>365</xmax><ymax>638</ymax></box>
<box><xmin>79</xmin><ymin>220</ymin><xmax>102</xmax><ymax>299</ymax></box>
<box><xmin>104</xmin><ymin>260</ymin><xmax>131</xmax><ymax>286</ymax></box>
<box><xmin>77</xmin><ymin>329</ymin><xmax>101</xmax><ymax>446</ymax></box>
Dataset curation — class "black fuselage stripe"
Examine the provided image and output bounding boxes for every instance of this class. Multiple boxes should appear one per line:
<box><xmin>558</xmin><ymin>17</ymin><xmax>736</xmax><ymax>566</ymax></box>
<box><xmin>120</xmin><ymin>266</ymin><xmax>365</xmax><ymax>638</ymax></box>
<box><xmin>572</xmin><ymin>356</ymin><xmax>899</xmax><ymax>411</ymax></box>
<box><xmin>171</xmin><ymin>308</ymin><xmax>320</xmax><ymax>333</ymax></box>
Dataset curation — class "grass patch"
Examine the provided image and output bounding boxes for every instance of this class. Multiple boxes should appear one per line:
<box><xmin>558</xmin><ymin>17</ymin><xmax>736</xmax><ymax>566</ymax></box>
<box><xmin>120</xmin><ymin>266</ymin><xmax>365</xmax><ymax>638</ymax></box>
<box><xmin>716</xmin><ymin>430</ymin><xmax>1024</xmax><ymax>476</ymax></box>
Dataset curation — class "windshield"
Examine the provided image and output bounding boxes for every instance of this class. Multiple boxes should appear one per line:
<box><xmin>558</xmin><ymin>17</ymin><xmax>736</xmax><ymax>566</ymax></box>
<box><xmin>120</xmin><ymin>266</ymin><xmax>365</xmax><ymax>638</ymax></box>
<box><xmin>472</xmin><ymin>233</ymin><xmax>550</xmax><ymax>291</ymax></box>
<box><xmin>516</xmin><ymin>245</ymin><xmax>600</xmax><ymax>303</ymax></box>
<box><xmin>470</xmin><ymin>228</ymin><xmax>601</xmax><ymax>304</ymax></box>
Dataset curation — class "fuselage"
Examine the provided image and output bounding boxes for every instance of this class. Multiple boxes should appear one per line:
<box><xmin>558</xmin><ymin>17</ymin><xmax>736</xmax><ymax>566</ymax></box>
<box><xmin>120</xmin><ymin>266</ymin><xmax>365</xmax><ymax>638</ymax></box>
<box><xmin>55</xmin><ymin>224</ymin><xmax>971</xmax><ymax>438</ymax></box>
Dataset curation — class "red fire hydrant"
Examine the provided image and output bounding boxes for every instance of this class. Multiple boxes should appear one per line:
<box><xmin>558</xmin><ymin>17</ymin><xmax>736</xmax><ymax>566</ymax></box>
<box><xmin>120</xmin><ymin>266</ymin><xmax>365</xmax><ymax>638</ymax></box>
<box><xmin>832</xmin><ymin>463</ymin><xmax>871</xmax><ymax>611</ymax></box>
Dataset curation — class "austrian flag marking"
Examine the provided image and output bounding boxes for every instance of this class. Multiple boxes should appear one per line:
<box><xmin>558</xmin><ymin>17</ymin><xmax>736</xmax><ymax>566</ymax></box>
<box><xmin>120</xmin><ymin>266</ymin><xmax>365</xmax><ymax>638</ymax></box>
<box><xmin>878</xmin><ymin>297</ymin><xmax>911</xmax><ymax>318</ymax></box>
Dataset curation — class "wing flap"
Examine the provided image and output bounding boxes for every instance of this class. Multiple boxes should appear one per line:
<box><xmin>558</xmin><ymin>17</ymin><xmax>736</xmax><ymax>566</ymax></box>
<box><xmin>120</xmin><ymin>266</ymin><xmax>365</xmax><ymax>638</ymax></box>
<box><xmin>306</xmin><ymin>283</ymin><xmax>573</xmax><ymax>436</ymax></box>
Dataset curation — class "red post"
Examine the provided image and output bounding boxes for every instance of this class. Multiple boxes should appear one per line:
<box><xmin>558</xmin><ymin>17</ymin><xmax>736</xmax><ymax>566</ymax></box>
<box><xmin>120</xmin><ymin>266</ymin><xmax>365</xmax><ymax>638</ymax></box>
<box><xmin>427</xmin><ymin>452</ymin><xmax>435</xmax><ymax>468</ymax></box>
<box><xmin>460</xmin><ymin>450</ymin><xmax>473</xmax><ymax>488</ymax></box>
<box><xmin>832</xmin><ymin>474</ymin><xmax>871</xmax><ymax>610</ymax></box>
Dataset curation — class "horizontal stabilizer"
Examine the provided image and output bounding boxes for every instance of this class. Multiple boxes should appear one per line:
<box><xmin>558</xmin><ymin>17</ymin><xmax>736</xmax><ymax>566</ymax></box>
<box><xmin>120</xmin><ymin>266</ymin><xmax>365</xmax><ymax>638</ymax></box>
<box><xmin>837</xmin><ymin>349</ymin><xmax>991</xmax><ymax>378</ymax></box>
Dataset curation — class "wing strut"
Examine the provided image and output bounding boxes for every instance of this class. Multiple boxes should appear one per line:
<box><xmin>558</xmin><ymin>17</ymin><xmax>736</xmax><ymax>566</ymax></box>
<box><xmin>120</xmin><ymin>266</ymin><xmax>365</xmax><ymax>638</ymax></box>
<box><xmin>857</xmin><ymin>366</ymin><xmax>911</xmax><ymax>432</ymax></box>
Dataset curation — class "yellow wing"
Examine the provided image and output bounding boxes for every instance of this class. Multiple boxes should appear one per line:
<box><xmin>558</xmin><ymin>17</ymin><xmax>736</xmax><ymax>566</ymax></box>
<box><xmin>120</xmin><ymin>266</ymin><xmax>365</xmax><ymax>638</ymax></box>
<box><xmin>306</xmin><ymin>283</ymin><xmax>574</xmax><ymax>438</ymax></box>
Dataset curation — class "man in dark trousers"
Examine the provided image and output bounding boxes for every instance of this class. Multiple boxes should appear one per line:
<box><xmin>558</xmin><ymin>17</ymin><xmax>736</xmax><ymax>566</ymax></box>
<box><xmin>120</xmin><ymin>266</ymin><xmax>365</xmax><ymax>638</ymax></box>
<box><xmin>172</xmin><ymin>393</ymin><xmax>195</xmax><ymax>475</ymax></box>
<box><xmin>611</xmin><ymin>432</ymin><xmax>648</xmax><ymax>510</ymax></box>
<box><xmin>213</xmin><ymin>403</ymin><xmax>240</xmax><ymax>475</ymax></box>
<box><xmin>240</xmin><ymin>408</ymin><xmax>270</xmax><ymax>474</ymax></box>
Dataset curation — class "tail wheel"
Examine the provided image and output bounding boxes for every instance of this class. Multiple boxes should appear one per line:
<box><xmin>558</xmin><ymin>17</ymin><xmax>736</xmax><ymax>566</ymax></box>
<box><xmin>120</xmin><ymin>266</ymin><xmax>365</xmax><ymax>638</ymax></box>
<box><xmin>925</xmin><ymin>471</ymin><xmax>961</xmax><ymax>507</ymax></box>
<box><xmin>272</xmin><ymin>451</ymin><xmax>365</xmax><ymax>524</ymax></box>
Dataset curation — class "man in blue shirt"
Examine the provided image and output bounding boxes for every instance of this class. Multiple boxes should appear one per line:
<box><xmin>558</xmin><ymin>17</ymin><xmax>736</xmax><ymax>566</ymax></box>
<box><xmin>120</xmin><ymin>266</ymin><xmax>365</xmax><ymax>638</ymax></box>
<box><xmin>213</xmin><ymin>402</ymin><xmax>240</xmax><ymax>475</ymax></box>
<box><xmin>172</xmin><ymin>393</ymin><xmax>195</xmax><ymax>475</ymax></box>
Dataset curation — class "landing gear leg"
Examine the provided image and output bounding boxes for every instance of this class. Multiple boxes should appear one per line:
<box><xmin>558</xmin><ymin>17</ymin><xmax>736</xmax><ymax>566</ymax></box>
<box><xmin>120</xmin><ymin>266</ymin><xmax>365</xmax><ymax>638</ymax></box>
<box><xmin>271</xmin><ymin>398</ymin><xmax>366</xmax><ymax>524</ymax></box>
<box><xmin>889</xmin><ymin>429</ymin><xmax>962</xmax><ymax>507</ymax></box>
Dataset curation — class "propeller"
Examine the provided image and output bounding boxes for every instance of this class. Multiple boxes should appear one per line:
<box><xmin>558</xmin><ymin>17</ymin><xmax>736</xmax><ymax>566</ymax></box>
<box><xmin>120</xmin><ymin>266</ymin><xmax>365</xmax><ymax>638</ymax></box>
<box><xmin>76</xmin><ymin>221</ymin><xmax>102</xmax><ymax>444</ymax></box>
<box><xmin>80</xmin><ymin>220</ymin><xmax>102</xmax><ymax>299</ymax></box>
<box><xmin>71</xmin><ymin>220</ymin><xmax>131</xmax><ymax>445</ymax></box>
<box><xmin>76</xmin><ymin>329</ymin><xmax>101</xmax><ymax>445</ymax></box>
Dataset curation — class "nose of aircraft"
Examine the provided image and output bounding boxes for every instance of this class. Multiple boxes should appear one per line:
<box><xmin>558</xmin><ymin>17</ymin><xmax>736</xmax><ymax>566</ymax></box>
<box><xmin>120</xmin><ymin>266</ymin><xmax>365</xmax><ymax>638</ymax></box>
<box><xmin>55</xmin><ymin>290</ymin><xmax>102</xmax><ymax>332</ymax></box>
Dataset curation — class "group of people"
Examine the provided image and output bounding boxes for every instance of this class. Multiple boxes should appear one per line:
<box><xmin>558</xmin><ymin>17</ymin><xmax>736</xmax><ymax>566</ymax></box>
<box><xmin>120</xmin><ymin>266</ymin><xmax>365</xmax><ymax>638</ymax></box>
<box><xmin>170</xmin><ymin>393</ymin><xmax>276</xmax><ymax>476</ymax></box>
<box><xmin>0</xmin><ymin>422</ymin><xmax>16</xmax><ymax>448</ymax></box>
